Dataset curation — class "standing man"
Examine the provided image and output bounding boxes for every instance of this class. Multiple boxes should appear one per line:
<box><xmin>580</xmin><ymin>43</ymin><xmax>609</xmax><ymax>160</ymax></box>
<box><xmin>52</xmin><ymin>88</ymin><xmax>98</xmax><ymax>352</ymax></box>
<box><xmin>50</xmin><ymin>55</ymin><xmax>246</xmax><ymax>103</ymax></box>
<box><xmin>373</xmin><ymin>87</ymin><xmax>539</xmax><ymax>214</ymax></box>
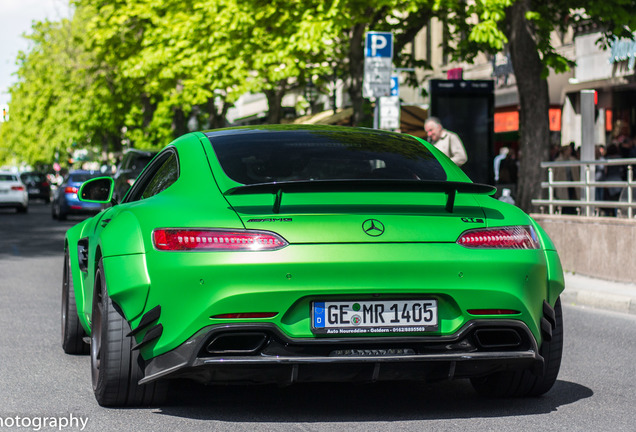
<box><xmin>424</xmin><ymin>117</ymin><xmax>468</xmax><ymax>167</ymax></box>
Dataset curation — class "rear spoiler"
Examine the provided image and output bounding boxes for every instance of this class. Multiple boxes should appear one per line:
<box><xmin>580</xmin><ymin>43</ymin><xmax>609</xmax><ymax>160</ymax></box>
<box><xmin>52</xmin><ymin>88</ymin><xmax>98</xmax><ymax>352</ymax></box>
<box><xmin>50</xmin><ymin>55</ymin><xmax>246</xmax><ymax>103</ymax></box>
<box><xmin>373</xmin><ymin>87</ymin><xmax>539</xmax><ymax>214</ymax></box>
<box><xmin>224</xmin><ymin>180</ymin><xmax>496</xmax><ymax>214</ymax></box>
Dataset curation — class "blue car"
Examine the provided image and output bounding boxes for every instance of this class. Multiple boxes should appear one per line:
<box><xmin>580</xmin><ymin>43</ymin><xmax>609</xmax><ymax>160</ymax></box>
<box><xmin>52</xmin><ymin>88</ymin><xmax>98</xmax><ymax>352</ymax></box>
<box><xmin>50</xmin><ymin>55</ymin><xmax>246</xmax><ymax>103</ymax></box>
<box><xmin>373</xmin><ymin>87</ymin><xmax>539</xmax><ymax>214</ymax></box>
<box><xmin>52</xmin><ymin>170</ymin><xmax>105</xmax><ymax>220</ymax></box>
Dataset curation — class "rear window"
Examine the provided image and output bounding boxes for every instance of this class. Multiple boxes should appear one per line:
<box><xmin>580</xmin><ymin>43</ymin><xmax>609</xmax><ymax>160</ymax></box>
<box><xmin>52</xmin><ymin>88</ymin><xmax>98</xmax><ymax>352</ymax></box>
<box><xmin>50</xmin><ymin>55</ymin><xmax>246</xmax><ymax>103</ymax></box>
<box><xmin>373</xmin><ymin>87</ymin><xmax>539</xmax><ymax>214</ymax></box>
<box><xmin>206</xmin><ymin>127</ymin><xmax>446</xmax><ymax>185</ymax></box>
<box><xmin>68</xmin><ymin>173</ymin><xmax>101</xmax><ymax>183</ymax></box>
<box><xmin>21</xmin><ymin>173</ymin><xmax>46</xmax><ymax>182</ymax></box>
<box><xmin>0</xmin><ymin>174</ymin><xmax>18</xmax><ymax>181</ymax></box>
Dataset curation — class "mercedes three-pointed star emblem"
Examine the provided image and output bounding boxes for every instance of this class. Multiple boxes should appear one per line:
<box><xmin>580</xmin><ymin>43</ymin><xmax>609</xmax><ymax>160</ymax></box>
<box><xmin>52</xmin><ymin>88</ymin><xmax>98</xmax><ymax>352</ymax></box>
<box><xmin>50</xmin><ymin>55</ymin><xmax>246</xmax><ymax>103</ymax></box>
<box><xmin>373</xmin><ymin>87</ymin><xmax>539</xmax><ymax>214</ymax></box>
<box><xmin>362</xmin><ymin>219</ymin><xmax>385</xmax><ymax>237</ymax></box>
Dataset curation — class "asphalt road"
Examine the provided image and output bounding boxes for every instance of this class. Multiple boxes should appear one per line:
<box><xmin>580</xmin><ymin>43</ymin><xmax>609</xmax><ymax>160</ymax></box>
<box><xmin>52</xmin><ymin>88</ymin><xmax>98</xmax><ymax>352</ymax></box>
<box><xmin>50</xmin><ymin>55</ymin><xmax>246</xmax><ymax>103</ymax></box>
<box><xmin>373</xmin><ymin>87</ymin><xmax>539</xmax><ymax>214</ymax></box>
<box><xmin>1</xmin><ymin>203</ymin><xmax>636</xmax><ymax>432</ymax></box>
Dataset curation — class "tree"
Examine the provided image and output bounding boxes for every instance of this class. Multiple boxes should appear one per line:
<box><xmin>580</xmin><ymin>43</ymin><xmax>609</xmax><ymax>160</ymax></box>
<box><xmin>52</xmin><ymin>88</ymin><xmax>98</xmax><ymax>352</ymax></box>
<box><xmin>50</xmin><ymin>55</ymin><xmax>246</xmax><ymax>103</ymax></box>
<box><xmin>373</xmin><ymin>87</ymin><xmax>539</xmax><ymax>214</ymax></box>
<box><xmin>437</xmin><ymin>0</ymin><xmax>636</xmax><ymax>211</ymax></box>
<box><xmin>317</xmin><ymin>0</ymin><xmax>435</xmax><ymax>126</ymax></box>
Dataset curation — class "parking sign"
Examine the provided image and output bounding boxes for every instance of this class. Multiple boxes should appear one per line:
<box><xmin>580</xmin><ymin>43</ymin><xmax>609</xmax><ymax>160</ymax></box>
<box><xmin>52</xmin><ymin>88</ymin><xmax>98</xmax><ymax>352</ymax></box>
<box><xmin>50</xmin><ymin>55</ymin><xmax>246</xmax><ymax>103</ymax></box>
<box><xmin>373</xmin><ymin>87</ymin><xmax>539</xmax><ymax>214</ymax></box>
<box><xmin>365</xmin><ymin>32</ymin><xmax>393</xmax><ymax>58</ymax></box>
<box><xmin>363</xmin><ymin>31</ymin><xmax>393</xmax><ymax>98</ymax></box>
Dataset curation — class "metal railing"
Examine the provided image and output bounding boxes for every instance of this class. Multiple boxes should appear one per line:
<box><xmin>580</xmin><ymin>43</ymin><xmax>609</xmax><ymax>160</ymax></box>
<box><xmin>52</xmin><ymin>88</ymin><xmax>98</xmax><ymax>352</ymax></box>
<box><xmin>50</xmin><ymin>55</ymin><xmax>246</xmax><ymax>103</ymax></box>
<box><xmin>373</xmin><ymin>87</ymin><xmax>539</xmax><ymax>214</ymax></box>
<box><xmin>532</xmin><ymin>158</ymin><xmax>636</xmax><ymax>218</ymax></box>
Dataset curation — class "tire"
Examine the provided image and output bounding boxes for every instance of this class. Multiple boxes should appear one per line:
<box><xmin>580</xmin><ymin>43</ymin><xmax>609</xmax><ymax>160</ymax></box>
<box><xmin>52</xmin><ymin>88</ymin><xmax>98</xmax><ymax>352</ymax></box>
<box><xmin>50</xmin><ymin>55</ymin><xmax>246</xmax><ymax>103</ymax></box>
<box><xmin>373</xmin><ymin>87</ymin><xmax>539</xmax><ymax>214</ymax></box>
<box><xmin>470</xmin><ymin>297</ymin><xmax>563</xmax><ymax>397</ymax></box>
<box><xmin>17</xmin><ymin>204</ymin><xmax>28</xmax><ymax>213</ymax></box>
<box><xmin>91</xmin><ymin>259</ymin><xmax>167</xmax><ymax>407</ymax></box>
<box><xmin>61</xmin><ymin>247</ymin><xmax>89</xmax><ymax>354</ymax></box>
<box><xmin>57</xmin><ymin>206</ymin><xmax>67</xmax><ymax>221</ymax></box>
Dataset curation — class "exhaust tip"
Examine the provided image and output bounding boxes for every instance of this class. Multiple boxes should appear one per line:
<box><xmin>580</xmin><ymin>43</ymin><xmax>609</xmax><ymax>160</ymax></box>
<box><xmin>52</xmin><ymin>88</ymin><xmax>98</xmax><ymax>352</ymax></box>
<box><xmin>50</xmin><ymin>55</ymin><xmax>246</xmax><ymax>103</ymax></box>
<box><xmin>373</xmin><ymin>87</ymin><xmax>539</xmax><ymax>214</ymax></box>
<box><xmin>206</xmin><ymin>332</ymin><xmax>268</xmax><ymax>354</ymax></box>
<box><xmin>474</xmin><ymin>328</ymin><xmax>522</xmax><ymax>349</ymax></box>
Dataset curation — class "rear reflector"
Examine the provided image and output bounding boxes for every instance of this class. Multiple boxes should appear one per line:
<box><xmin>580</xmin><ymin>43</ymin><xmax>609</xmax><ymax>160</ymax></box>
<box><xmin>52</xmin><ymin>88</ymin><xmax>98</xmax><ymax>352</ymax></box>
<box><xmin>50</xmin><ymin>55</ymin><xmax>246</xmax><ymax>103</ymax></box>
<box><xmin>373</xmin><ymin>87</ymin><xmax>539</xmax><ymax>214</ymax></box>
<box><xmin>210</xmin><ymin>312</ymin><xmax>278</xmax><ymax>319</ymax></box>
<box><xmin>467</xmin><ymin>309</ymin><xmax>521</xmax><ymax>315</ymax></box>
<box><xmin>457</xmin><ymin>226</ymin><xmax>539</xmax><ymax>249</ymax></box>
<box><xmin>153</xmin><ymin>229</ymin><xmax>288</xmax><ymax>251</ymax></box>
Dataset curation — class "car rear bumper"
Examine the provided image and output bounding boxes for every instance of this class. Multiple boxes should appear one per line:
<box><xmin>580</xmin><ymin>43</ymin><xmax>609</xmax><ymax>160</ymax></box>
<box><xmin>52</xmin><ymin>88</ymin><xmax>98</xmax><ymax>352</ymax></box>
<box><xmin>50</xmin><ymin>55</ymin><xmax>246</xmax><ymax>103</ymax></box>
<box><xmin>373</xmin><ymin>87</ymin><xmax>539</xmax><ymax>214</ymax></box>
<box><xmin>139</xmin><ymin>319</ymin><xmax>542</xmax><ymax>385</ymax></box>
<box><xmin>0</xmin><ymin>193</ymin><xmax>28</xmax><ymax>207</ymax></box>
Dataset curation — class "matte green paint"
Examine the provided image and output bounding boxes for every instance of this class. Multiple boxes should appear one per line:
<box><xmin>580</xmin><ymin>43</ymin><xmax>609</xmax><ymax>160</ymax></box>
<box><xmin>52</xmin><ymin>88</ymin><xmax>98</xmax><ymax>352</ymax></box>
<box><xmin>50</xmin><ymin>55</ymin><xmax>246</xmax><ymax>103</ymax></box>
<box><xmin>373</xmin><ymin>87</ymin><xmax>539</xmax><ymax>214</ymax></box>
<box><xmin>64</xmin><ymin>126</ymin><xmax>565</xmax><ymax>363</ymax></box>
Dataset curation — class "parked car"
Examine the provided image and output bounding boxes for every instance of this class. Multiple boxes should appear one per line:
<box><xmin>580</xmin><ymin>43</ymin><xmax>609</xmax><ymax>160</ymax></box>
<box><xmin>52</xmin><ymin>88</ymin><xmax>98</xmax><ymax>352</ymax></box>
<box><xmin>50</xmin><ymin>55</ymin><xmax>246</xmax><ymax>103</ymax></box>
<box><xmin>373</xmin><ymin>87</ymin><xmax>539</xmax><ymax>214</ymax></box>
<box><xmin>20</xmin><ymin>171</ymin><xmax>51</xmax><ymax>203</ymax></box>
<box><xmin>62</xmin><ymin>125</ymin><xmax>564</xmax><ymax>407</ymax></box>
<box><xmin>112</xmin><ymin>148</ymin><xmax>158</xmax><ymax>201</ymax></box>
<box><xmin>51</xmin><ymin>170</ymin><xmax>104</xmax><ymax>220</ymax></box>
<box><xmin>0</xmin><ymin>171</ymin><xmax>28</xmax><ymax>213</ymax></box>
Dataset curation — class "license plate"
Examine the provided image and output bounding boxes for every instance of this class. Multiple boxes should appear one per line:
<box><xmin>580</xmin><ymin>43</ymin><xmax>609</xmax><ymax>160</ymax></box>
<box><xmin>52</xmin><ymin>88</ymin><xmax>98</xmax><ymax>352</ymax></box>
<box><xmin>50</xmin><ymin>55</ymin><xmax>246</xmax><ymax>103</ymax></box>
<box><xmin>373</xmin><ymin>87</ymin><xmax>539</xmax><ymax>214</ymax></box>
<box><xmin>28</xmin><ymin>188</ymin><xmax>39</xmax><ymax>193</ymax></box>
<box><xmin>312</xmin><ymin>300</ymin><xmax>438</xmax><ymax>335</ymax></box>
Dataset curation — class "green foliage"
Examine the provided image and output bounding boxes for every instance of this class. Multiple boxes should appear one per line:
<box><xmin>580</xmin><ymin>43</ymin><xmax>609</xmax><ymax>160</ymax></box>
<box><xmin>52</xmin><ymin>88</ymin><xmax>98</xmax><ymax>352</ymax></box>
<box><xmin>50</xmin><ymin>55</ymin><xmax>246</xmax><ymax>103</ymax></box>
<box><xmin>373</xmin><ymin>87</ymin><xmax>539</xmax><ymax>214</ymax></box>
<box><xmin>3</xmin><ymin>0</ymin><xmax>444</xmax><ymax>165</ymax></box>
<box><xmin>5</xmin><ymin>0</ymin><xmax>636</xmax><ymax>167</ymax></box>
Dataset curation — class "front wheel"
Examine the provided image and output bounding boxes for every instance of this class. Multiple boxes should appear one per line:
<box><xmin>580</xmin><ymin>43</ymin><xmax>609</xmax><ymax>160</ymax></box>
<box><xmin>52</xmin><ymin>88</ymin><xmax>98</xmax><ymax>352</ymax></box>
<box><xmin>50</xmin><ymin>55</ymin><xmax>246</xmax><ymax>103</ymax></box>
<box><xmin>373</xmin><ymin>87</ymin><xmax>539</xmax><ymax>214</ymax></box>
<box><xmin>61</xmin><ymin>247</ymin><xmax>89</xmax><ymax>354</ymax></box>
<box><xmin>470</xmin><ymin>297</ymin><xmax>563</xmax><ymax>397</ymax></box>
<box><xmin>91</xmin><ymin>259</ymin><xmax>167</xmax><ymax>407</ymax></box>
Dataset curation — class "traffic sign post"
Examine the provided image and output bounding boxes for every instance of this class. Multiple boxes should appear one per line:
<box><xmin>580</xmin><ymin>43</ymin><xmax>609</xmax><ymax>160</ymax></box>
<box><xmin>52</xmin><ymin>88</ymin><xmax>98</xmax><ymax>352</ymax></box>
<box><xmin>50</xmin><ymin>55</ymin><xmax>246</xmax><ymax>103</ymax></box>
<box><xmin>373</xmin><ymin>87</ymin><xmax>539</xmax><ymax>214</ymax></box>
<box><xmin>363</xmin><ymin>32</ymin><xmax>393</xmax><ymax>99</ymax></box>
<box><xmin>379</xmin><ymin>75</ymin><xmax>400</xmax><ymax>131</ymax></box>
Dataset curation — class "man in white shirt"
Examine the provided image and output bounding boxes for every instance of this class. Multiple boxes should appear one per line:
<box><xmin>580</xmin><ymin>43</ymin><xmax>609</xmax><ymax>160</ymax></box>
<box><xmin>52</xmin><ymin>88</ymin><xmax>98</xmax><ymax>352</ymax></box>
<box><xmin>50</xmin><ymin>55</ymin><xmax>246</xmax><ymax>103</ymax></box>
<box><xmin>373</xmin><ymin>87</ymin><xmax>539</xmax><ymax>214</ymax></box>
<box><xmin>493</xmin><ymin>147</ymin><xmax>509</xmax><ymax>182</ymax></box>
<box><xmin>424</xmin><ymin>117</ymin><xmax>468</xmax><ymax>167</ymax></box>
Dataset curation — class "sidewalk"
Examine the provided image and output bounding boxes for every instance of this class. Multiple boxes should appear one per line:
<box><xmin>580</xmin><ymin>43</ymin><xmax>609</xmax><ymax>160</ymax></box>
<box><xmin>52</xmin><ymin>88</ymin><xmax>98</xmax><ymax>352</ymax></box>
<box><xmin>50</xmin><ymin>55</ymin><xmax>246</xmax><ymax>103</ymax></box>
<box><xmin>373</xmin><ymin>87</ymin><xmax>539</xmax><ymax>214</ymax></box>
<box><xmin>562</xmin><ymin>272</ymin><xmax>636</xmax><ymax>315</ymax></box>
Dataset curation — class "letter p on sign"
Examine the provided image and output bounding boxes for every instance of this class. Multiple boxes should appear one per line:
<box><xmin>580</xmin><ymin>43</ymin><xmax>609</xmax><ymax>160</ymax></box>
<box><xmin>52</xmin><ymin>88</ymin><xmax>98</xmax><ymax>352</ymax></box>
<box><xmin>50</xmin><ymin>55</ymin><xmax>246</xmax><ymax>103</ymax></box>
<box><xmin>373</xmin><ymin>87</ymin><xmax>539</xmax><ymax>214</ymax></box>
<box><xmin>371</xmin><ymin>35</ymin><xmax>387</xmax><ymax>56</ymax></box>
<box><xmin>365</xmin><ymin>31</ymin><xmax>393</xmax><ymax>58</ymax></box>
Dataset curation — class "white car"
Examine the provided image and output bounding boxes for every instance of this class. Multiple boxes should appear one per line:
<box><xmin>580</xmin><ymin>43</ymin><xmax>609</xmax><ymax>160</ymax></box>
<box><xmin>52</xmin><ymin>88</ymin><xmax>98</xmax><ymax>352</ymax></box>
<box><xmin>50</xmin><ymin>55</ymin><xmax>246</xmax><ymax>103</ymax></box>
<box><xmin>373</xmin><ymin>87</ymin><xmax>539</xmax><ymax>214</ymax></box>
<box><xmin>0</xmin><ymin>171</ymin><xmax>29</xmax><ymax>213</ymax></box>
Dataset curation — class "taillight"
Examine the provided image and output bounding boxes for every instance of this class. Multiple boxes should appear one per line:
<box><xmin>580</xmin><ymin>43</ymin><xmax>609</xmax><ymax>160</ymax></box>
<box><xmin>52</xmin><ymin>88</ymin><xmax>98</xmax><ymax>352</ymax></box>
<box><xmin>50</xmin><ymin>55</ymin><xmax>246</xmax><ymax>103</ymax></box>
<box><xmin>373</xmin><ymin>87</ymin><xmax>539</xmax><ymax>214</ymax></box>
<box><xmin>153</xmin><ymin>229</ymin><xmax>288</xmax><ymax>251</ymax></box>
<box><xmin>65</xmin><ymin>186</ymin><xmax>78</xmax><ymax>194</ymax></box>
<box><xmin>457</xmin><ymin>226</ymin><xmax>539</xmax><ymax>249</ymax></box>
<box><xmin>11</xmin><ymin>185</ymin><xmax>24</xmax><ymax>191</ymax></box>
<box><xmin>210</xmin><ymin>312</ymin><xmax>278</xmax><ymax>319</ymax></box>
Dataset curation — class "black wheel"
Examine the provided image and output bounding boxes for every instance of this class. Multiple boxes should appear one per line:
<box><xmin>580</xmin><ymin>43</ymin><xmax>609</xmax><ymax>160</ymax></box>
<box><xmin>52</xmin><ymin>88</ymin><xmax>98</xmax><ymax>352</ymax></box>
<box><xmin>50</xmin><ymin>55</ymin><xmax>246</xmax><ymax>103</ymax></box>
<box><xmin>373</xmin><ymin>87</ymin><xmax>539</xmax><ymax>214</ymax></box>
<box><xmin>57</xmin><ymin>206</ymin><xmax>67</xmax><ymax>221</ymax></box>
<box><xmin>470</xmin><ymin>297</ymin><xmax>563</xmax><ymax>397</ymax></box>
<box><xmin>16</xmin><ymin>204</ymin><xmax>28</xmax><ymax>213</ymax></box>
<box><xmin>91</xmin><ymin>259</ymin><xmax>167</xmax><ymax>407</ymax></box>
<box><xmin>61</xmin><ymin>247</ymin><xmax>89</xmax><ymax>354</ymax></box>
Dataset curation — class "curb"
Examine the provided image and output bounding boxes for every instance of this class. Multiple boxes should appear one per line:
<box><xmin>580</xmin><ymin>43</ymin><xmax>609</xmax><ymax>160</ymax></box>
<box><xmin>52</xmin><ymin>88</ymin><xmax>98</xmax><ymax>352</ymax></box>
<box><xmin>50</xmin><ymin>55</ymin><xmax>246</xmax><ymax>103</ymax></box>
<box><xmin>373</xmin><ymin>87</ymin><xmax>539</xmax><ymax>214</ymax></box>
<box><xmin>562</xmin><ymin>273</ymin><xmax>636</xmax><ymax>315</ymax></box>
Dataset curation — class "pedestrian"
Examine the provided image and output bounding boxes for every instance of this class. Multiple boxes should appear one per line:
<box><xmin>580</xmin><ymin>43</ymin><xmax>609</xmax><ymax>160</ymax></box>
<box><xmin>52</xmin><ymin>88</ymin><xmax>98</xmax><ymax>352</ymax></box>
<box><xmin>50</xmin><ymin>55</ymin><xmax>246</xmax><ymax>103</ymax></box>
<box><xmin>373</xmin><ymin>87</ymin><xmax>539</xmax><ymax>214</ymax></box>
<box><xmin>553</xmin><ymin>143</ymin><xmax>580</xmax><ymax>215</ymax></box>
<box><xmin>424</xmin><ymin>117</ymin><xmax>467</xmax><ymax>167</ymax></box>
<box><xmin>603</xmin><ymin>144</ymin><xmax>625</xmax><ymax>216</ymax></box>
<box><xmin>493</xmin><ymin>147</ymin><xmax>509</xmax><ymax>182</ymax></box>
<box><xmin>497</xmin><ymin>147</ymin><xmax>519</xmax><ymax>198</ymax></box>
<box><xmin>594</xmin><ymin>144</ymin><xmax>606</xmax><ymax>203</ymax></box>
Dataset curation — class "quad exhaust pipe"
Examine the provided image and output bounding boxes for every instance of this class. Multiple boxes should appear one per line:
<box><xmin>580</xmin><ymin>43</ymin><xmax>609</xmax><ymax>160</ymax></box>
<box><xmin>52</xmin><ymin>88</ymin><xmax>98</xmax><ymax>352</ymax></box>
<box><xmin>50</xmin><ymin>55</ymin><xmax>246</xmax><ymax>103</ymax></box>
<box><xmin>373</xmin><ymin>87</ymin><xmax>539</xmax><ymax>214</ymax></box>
<box><xmin>206</xmin><ymin>332</ymin><xmax>268</xmax><ymax>354</ymax></box>
<box><xmin>473</xmin><ymin>328</ymin><xmax>522</xmax><ymax>349</ymax></box>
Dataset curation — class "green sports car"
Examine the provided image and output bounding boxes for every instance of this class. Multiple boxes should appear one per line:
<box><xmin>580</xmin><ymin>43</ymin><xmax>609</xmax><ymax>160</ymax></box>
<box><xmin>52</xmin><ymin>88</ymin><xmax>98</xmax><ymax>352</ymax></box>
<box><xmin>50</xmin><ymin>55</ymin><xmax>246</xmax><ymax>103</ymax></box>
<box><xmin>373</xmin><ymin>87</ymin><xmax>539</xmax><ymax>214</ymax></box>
<box><xmin>61</xmin><ymin>125</ymin><xmax>564</xmax><ymax>407</ymax></box>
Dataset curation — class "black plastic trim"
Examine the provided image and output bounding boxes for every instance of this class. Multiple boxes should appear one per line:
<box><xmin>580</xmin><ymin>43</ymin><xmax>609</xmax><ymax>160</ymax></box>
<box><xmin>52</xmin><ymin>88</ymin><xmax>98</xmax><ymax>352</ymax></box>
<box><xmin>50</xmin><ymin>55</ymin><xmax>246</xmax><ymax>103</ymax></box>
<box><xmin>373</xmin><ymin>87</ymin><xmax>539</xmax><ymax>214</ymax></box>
<box><xmin>132</xmin><ymin>324</ymin><xmax>163</xmax><ymax>351</ymax></box>
<box><xmin>127</xmin><ymin>305</ymin><xmax>161</xmax><ymax>337</ymax></box>
<box><xmin>140</xmin><ymin>319</ymin><xmax>541</xmax><ymax>385</ymax></box>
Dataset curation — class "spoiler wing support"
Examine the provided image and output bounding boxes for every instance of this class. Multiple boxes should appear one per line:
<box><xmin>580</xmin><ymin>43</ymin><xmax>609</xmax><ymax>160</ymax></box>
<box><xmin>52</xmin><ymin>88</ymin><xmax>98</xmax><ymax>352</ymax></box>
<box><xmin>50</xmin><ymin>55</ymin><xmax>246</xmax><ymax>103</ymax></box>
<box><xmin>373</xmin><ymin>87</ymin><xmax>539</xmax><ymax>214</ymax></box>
<box><xmin>224</xmin><ymin>180</ymin><xmax>496</xmax><ymax>214</ymax></box>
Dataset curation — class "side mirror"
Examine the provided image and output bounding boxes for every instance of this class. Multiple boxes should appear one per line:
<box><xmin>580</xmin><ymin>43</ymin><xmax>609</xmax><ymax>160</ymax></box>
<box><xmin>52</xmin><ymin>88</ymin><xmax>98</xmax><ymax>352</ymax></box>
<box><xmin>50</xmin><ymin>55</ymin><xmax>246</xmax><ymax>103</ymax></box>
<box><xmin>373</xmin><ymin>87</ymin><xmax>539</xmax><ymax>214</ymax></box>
<box><xmin>79</xmin><ymin>177</ymin><xmax>114</xmax><ymax>203</ymax></box>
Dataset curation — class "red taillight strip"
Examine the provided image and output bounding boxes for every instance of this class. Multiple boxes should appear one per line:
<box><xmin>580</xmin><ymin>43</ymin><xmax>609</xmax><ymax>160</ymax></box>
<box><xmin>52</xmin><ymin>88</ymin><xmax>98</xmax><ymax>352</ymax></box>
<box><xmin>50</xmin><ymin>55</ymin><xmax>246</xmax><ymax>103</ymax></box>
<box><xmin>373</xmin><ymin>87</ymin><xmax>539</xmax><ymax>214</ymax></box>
<box><xmin>457</xmin><ymin>226</ymin><xmax>539</xmax><ymax>249</ymax></box>
<box><xmin>210</xmin><ymin>312</ymin><xmax>278</xmax><ymax>319</ymax></box>
<box><xmin>467</xmin><ymin>309</ymin><xmax>521</xmax><ymax>315</ymax></box>
<box><xmin>153</xmin><ymin>229</ymin><xmax>288</xmax><ymax>251</ymax></box>
<box><xmin>65</xmin><ymin>186</ymin><xmax>78</xmax><ymax>194</ymax></box>
<box><xmin>11</xmin><ymin>185</ymin><xmax>24</xmax><ymax>191</ymax></box>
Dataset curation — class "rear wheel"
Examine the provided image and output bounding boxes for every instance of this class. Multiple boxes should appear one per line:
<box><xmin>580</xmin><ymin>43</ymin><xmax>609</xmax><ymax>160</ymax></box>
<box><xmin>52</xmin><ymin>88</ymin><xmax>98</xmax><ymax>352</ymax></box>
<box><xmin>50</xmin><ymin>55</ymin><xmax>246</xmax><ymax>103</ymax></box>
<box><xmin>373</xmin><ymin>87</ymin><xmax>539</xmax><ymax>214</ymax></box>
<box><xmin>91</xmin><ymin>259</ymin><xmax>167</xmax><ymax>407</ymax></box>
<box><xmin>61</xmin><ymin>247</ymin><xmax>89</xmax><ymax>354</ymax></box>
<box><xmin>57</xmin><ymin>205</ymin><xmax>67</xmax><ymax>220</ymax></box>
<box><xmin>470</xmin><ymin>297</ymin><xmax>563</xmax><ymax>397</ymax></box>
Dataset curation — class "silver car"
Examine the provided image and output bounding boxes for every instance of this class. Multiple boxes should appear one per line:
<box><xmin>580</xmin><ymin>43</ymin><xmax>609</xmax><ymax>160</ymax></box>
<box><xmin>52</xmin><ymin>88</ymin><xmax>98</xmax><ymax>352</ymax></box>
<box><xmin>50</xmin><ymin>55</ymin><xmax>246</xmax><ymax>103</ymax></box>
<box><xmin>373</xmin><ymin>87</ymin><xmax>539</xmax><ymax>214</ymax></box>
<box><xmin>0</xmin><ymin>171</ymin><xmax>29</xmax><ymax>213</ymax></box>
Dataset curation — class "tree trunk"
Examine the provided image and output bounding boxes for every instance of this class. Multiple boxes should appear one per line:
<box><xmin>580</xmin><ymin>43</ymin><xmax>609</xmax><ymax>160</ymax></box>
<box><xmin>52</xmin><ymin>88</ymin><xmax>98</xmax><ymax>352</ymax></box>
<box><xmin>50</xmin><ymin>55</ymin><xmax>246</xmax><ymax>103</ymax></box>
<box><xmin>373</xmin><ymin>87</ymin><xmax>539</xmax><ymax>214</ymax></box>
<box><xmin>172</xmin><ymin>107</ymin><xmax>188</xmax><ymax>139</ymax></box>
<box><xmin>206</xmin><ymin>97</ymin><xmax>228</xmax><ymax>129</ymax></box>
<box><xmin>348</xmin><ymin>22</ymin><xmax>366</xmax><ymax>126</ymax></box>
<box><xmin>505</xmin><ymin>0</ymin><xmax>550</xmax><ymax>212</ymax></box>
<box><xmin>264</xmin><ymin>84</ymin><xmax>286</xmax><ymax>124</ymax></box>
